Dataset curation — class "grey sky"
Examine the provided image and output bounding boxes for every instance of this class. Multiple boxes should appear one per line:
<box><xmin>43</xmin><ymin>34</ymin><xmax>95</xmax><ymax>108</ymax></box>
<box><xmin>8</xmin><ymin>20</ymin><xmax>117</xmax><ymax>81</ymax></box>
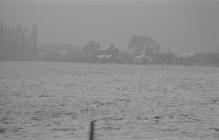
<box><xmin>0</xmin><ymin>0</ymin><xmax>218</xmax><ymax>53</ymax></box>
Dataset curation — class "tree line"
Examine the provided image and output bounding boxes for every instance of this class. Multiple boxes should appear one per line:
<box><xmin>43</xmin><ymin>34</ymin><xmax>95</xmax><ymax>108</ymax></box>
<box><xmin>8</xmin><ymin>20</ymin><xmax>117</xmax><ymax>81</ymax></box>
<box><xmin>0</xmin><ymin>20</ymin><xmax>37</xmax><ymax>60</ymax></box>
<box><xmin>0</xmin><ymin>21</ymin><xmax>218</xmax><ymax>67</ymax></box>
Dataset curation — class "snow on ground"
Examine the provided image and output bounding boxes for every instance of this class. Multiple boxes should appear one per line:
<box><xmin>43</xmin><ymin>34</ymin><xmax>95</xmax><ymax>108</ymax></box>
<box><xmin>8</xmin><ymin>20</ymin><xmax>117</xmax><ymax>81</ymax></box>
<box><xmin>0</xmin><ymin>61</ymin><xmax>218</xmax><ymax>140</ymax></box>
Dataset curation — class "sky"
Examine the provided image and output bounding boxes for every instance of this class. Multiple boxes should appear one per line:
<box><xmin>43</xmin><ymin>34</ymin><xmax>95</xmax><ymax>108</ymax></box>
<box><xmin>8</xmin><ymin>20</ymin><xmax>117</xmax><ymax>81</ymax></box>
<box><xmin>0</xmin><ymin>0</ymin><xmax>218</xmax><ymax>53</ymax></box>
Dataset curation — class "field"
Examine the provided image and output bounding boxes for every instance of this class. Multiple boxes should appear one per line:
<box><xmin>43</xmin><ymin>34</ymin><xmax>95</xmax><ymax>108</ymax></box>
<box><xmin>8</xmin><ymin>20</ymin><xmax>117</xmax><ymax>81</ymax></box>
<box><xmin>0</xmin><ymin>62</ymin><xmax>218</xmax><ymax>140</ymax></box>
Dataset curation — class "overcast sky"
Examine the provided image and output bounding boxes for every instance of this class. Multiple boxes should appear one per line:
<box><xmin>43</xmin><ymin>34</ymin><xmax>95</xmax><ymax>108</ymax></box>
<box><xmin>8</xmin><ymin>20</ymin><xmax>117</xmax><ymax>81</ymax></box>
<box><xmin>0</xmin><ymin>0</ymin><xmax>218</xmax><ymax>53</ymax></box>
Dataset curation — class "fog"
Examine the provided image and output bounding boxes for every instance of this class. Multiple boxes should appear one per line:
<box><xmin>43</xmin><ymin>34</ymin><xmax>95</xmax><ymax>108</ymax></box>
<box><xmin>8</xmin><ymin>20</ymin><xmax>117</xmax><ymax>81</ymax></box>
<box><xmin>0</xmin><ymin>0</ymin><xmax>218</xmax><ymax>53</ymax></box>
<box><xmin>1</xmin><ymin>2</ymin><xmax>219</xmax><ymax>140</ymax></box>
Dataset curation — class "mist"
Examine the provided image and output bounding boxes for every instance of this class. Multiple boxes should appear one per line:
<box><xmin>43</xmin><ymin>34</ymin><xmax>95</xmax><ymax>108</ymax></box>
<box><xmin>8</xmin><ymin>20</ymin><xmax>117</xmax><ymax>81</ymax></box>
<box><xmin>1</xmin><ymin>2</ymin><xmax>219</xmax><ymax>140</ymax></box>
<box><xmin>0</xmin><ymin>0</ymin><xmax>218</xmax><ymax>54</ymax></box>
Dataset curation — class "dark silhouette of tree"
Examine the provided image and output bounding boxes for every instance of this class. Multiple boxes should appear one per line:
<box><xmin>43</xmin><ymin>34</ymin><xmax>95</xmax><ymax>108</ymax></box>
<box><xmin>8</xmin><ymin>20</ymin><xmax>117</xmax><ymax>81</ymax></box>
<box><xmin>83</xmin><ymin>41</ymin><xmax>101</xmax><ymax>58</ymax></box>
<box><xmin>0</xmin><ymin>20</ymin><xmax>5</xmax><ymax>42</ymax></box>
<box><xmin>109</xmin><ymin>44</ymin><xmax>119</xmax><ymax>58</ymax></box>
<box><xmin>127</xmin><ymin>35</ymin><xmax>159</xmax><ymax>56</ymax></box>
<box><xmin>127</xmin><ymin>35</ymin><xmax>160</xmax><ymax>64</ymax></box>
<box><xmin>0</xmin><ymin>20</ymin><xmax>38</xmax><ymax>60</ymax></box>
<box><xmin>31</xmin><ymin>24</ymin><xmax>38</xmax><ymax>55</ymax></box>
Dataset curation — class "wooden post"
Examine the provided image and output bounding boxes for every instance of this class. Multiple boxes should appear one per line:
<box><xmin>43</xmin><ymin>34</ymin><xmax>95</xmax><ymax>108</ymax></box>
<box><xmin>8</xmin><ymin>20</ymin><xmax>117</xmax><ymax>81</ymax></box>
<box><xmin>89</xmin><ymin>120</ymin><xmax>96</xmax><ymax>140</ymax></box>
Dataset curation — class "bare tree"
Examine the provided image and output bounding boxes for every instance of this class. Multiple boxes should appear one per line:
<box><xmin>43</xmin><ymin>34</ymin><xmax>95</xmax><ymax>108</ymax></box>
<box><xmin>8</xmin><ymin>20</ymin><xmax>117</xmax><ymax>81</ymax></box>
<box><xmin>84</xmin><ymin>41</ymin><xmax>101</xmax><ymax>58</ymax></box>
<box><xmin>0</xmin><ymin>20</ymin><xmax>5</xmax><ymax>42</ymax></box>
<box><xmin>31</xmin><ymin>24</ymin><xmax>38</xmax><ymax>55</ymax></box>
<box><xmin>127</xmin><ymin>35</ymin><xmax>159</xmax><ymax>57</ymax></box>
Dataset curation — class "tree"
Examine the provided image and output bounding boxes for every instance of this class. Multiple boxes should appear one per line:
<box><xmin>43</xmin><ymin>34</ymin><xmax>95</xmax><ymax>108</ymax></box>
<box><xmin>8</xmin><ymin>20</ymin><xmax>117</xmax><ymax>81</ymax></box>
<box><xmin>109</xmin><ymin>44</ymin><xmax>119</xmax><ymax>57</ymax></box>
<box><xmin>0</xmin><ymin>21</ymin><xmax>38</xmax><ymax>60</ymax></box>
<box><xmin>83</xmin><ymin>41</ymin><xmax>101</xmax><ymax>57</ymax></box>
<box><xmin>0</xmin><ymin>20</ymin><xmax>5</xmax><ymax>42</ymax></box>
<box><xmin>127</xmin><ymin>35</ymin><xmax>159</xmax><ymax>56</ymax></box>
<box><xmin>31</xmin><ymin>24</ymin><xmax>38</xmax><ymax>55</ymax></box>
